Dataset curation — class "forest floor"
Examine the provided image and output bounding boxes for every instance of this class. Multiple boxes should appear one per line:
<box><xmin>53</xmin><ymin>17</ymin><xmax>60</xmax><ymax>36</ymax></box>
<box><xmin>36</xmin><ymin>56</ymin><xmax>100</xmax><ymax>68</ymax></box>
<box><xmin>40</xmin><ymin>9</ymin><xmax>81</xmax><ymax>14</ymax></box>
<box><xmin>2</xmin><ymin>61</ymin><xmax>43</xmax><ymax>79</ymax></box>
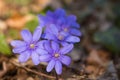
<box><xmin>0</xmin><ymin>0</ymin><xmax>120</xmax><ymax>80</ymax></box>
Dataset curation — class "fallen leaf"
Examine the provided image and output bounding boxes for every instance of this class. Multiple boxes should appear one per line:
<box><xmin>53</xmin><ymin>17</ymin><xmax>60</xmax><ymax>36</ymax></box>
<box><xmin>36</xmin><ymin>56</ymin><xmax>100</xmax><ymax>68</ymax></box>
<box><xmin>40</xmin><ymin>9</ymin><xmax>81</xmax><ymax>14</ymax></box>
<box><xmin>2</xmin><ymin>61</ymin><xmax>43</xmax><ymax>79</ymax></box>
<box><xmin>0</xmin><ymin>0</ymin><xmax>8</xmax><ymax>16</ymax></box>
<box><xmin>87</xmin><ymin>49</ymin><xmax>110</xmax><ymax>66</ymax></box>
<box><xmin>6</xmin><ymin>13</ymin><xmax>34</xmax><ymax>29</ymax></box>
<box><xmin>0</xmin><ymin>20</ymin><xmax>7</xmax><ymax>31</ymax></box>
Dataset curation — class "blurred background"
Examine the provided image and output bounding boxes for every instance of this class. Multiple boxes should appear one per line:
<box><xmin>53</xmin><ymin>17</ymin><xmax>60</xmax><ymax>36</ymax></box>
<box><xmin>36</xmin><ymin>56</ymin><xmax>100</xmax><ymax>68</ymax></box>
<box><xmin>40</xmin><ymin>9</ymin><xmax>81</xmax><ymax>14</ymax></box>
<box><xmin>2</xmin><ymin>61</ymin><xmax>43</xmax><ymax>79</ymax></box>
<box><xmin>0</xmin><ymin>0</ymin><xmax>120</xmax><ymax>80</ymax></box>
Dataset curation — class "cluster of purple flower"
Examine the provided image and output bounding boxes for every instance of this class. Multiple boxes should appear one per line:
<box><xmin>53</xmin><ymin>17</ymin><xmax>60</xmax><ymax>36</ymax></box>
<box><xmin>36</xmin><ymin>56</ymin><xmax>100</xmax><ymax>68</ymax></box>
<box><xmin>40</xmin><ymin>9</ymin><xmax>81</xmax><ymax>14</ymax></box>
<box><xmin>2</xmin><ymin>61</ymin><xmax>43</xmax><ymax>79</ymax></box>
<box><xmin>11</xmin><ymin>8</ymin><xmax>81</xmax><ymax>75</ymax></box>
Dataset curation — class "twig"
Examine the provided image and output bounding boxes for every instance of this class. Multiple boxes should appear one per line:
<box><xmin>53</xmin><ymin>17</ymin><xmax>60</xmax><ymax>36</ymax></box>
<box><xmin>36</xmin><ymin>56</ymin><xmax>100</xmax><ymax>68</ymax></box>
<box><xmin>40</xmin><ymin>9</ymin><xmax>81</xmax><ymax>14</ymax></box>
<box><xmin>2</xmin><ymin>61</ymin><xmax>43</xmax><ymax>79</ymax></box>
<box><xmin>9</xmin><ymin>61</ymin><xmax>56</xmax><ymax>79</ymax></box>
<box><xmin>0</xmin><ymin>62</ymin><xmax>7</xmax><ymax>78</ymax></box>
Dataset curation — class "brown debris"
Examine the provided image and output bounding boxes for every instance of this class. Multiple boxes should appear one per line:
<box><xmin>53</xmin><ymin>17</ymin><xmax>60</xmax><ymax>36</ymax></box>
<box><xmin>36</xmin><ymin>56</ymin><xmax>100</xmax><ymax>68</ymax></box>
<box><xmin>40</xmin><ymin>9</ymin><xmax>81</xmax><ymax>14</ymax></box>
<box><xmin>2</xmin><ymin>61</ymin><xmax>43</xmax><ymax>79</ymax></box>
<box><xmin>6</xmin><ymin>13</ymin><xmax>34</xmax><ymax>29</ymax></box>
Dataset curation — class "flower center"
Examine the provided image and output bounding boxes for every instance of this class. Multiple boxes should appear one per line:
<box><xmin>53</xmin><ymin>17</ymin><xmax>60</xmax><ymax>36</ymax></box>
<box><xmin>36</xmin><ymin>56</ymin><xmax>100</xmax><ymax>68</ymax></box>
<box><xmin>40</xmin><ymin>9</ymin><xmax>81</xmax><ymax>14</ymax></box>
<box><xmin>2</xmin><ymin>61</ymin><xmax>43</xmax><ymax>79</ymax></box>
<box><xmin>54</xmin><ymin>53</ymin><xmax>60</xmax><ymax>58</ymax></box>
<box><xmin>64</xmin><ymin>28</ymin><xmax>68</xmax><ymax>32</ymax></box>
<box><xmin>30</xmin><ymin>44</ymin><xmax>35</xmax><ymax>49</ymax></box>
<box><xmin>58</xmin><ymin>35</ymin><xmax>64</xmax><ymax>40</ymax></box>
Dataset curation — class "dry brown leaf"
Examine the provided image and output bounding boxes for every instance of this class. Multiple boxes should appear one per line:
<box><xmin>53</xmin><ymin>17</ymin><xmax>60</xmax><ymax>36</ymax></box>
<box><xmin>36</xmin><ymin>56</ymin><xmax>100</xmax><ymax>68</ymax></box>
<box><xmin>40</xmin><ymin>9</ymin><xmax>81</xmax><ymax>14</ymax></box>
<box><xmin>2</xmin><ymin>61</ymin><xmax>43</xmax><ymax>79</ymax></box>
<box><xmin>87</xmin><ymin>49</ymin><xmax>110</xmax><ymax>67</ymax></box>
<box><xmin>98</xmin><ymin>50</ymin><xmax>110</xmax><ymax>63</ymax></box>
<box><xmin>6</xmin><ymin>13</ymin><xmax>34</xmax><ymax>29</ymax></box>
<box><xmin>37</xmin><ymin>0</ymin><xmax>51</xmax><ymax>8</ymax></box>
<box><xmin>31</xmin><ymin>0</ymin><xmax>51</xmax><ymax>12</ymax></box>
<box><xmin>85</xmin><ymin>65</ymin><xmax>96</xmax><ymax>74</ymax></box>
<box><xmin>87</xmin><ymin>50</ymin><xmax>103</xmax><ymax>65</ymax></box>
<box><xmin>26</xmin><ymin>77</ymin><xmax>34</xmax><ymax>80</ymax></box>
<box><xmin>0</xmin><ymin>20</ymin><xmax>7</xmax><ymax>31</ymax></box>
<box><xmin>85</xmin><ymin>48</ymin><xmax>111</xmax><ymax>79</ymax></box>
<box><xmin>85</xmin><ymin>64</ymin><xmax>105</xmax><ymax>79</ymax></box>
<box><xmin>0</xmin><ymin>0</ymin><xmax>8</xmax><ymax>16</ymax></box>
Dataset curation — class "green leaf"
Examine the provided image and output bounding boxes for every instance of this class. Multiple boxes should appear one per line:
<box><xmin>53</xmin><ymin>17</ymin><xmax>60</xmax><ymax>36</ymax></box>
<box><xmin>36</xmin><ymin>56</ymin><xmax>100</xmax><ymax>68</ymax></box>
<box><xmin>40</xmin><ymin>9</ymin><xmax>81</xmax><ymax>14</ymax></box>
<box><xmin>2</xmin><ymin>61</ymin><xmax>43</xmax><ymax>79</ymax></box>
<box><xmin>94</xmin><ymin>27</ymin><xmax>120</xmax><ymax>53</ymax></box>
<box><xmin>24</xmin><ymin>18</ymin><xmax>39</xmax><ymax>32</ymax></box>
<box><xmin>5</xmin><ymin>0</ymin><xmax>32</xmax><ymax>6</ymax></box>
<box><xmin>0</xmin><ymin>33</ymin><xmax>11</xmax><ymax>55</ymax></box>
<box><xmin>7</xmin><ymin>29</ymin><xmax>20</xmax><ymax>39</ymax></box>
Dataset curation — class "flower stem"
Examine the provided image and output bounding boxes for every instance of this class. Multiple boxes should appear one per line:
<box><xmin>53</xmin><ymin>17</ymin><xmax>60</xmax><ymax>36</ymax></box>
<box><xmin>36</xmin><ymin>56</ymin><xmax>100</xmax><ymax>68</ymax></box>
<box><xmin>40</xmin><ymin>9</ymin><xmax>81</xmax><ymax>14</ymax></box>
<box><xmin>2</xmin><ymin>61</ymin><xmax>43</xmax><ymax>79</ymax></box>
<box><xmin>55</xmin><ymin>71</ymin><xmax>59</xmax><ymax>80</ymax></box>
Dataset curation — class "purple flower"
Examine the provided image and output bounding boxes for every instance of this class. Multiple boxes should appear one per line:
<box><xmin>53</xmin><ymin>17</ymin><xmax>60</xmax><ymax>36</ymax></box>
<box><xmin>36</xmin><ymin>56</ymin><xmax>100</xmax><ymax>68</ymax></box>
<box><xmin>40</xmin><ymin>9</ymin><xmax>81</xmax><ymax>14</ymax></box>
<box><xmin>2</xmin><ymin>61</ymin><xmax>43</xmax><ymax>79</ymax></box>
<box><xmin>11</xmin><ymin>8</ymin><xmax>80</xmax><ymax>75</ymax></box>
<box><xmin>38</xmin><ymin>8</ymin><xmax>81</xmax><ymax>45</ymax></box>
<box><xmin>11</xmin><ymin>27</ymin><xmax>47</xmax><ymax>65</ymax></box>
<box><xmin>39</xmin><ymin>41</ymin><xmax>73</xmax><ymax>75</ymax></box>
<box><xmin>38</xmin><ymin>8</ymin><xmax>66</xmax><ymax>27</ymax></box>
<box><xmin>38</xmin><ymin>8</ymin><xmax>80</xmax><ymax>28</ymax></box>
<box><xmin>43</xmin><ymin>24</ymin><xmax>80</xmax><ymax>46</ymax></box>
